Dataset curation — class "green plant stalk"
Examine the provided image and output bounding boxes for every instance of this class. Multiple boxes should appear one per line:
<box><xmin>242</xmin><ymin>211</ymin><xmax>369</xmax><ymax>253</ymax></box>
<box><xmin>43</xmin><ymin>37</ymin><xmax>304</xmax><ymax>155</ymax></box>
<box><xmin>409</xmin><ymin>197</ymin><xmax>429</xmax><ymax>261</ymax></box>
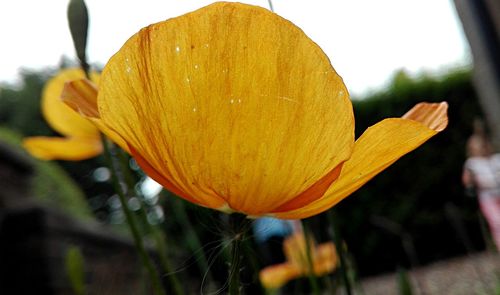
<box><xmin>302</xmin><ymin>221</ymin><xmax>321</xmax><ymax>295</ymax></box>
<box><xmin>152</xmin><ymin>229</ymin><xmax>185</xmax><ymax>295</ymax></box>
<box><xmin>102</xmin><ymin>138</ymin><xmax>166</xmax><ymax>295</ymax></box>
<box><xmin>115</xmin><ymin>150</ymin><xmax>184</xmax><ymax>294</ymax></box>
<box><xmin>323</xmin><ymin>273</ymin><xmax>336</xmax><ymax>295</ymax></box>
<box><xmin>135</xmin><ymin>200</ymin><xmax>184</xmax><ymax>294</ymax></box>
<box><xmin>328</xmin><ymin>210</ymin><xmax>353</xmax><ymax>295</ymax></box>
<box><xmin>228</xmin><ymin>236</ymin><xmax>242</xmax><ymax>295</ymax></box>
<box><xmin>267</xmin><ymin>0</ymin><xmax>274</xmax><ymax>12</ymax></box>
<box><xmin>241</xmin><ymin>237</ymin><xmax>266</xmax><ymax>293</ymax></box>
<box><xmin>227</xmin><ymin>213</ymin><xmax>247</xmax><ymax>295</ymax></box>
<box><xmin>397</xmin><ymin>267</ymin><xmax>414</xmax><ymax>295</ymax></box>
<box><xmin>170</xmin><ymin>197</ymin><xmax>214</xmax><ymax>284</ymax></box>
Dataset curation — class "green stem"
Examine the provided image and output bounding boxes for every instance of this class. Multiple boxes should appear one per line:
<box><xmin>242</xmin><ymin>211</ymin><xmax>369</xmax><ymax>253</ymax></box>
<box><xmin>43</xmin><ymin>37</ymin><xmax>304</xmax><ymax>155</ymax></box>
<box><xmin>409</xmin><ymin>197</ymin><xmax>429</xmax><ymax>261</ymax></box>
<box><xmin>302</xmin><ymin>221</ymin><xmax>321</xmax><ymax>295</ymax></box>
<box><xmin>152</xmin><ymin>229</ymin><xmax>185</xmax><ymax>295</ymax></box>
<box><xmin>328</xmin><ymin>211</ymin><xmax>353</xmax><ymax>295</ymax></box>
<box><xmin>171</xmin><ymin>197</ymin><xmax>213</xmax><ymax>281</ymax></box>
<box><xmin>241</xmin><ymin>237</ymin><xmax>266</xmax><ymax>293</ymax></box>
<box><xmin>115</xmin><ymin>150</ymin><xmax>184</xmax><ymax>295</ymax></box>
<box><xmin>267</xmin><ymin>0</ymin><xmax>274</xmax><ymax>12</ymax></box>
<box><xmin>227</xmin><ymin>213</ymin><xmax>247</xmax><ymax>295</ymax></box>
<box><xmin>102</xmin><ymin>138</ymin><xmax>166</xmax><ymax>295</ymax></box>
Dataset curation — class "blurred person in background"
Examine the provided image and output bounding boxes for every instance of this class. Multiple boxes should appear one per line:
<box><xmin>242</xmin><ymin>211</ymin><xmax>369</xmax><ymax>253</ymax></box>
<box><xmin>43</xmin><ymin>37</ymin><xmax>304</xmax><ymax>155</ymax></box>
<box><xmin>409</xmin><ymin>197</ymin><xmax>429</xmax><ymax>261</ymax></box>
<box><xmin>463</xmin><ymin>119</ymin><xmax>500</xmax><ymax>250</ymax></box>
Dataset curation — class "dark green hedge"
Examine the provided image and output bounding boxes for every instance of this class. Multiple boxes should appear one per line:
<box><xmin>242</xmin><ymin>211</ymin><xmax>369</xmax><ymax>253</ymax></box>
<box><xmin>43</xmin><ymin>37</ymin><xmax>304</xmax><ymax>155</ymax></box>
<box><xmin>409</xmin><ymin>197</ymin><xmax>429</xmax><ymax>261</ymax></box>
<box><xmin>329</xmin><ymin>69</ymin><xmax>486</xmax><ymax>276</ymax></box>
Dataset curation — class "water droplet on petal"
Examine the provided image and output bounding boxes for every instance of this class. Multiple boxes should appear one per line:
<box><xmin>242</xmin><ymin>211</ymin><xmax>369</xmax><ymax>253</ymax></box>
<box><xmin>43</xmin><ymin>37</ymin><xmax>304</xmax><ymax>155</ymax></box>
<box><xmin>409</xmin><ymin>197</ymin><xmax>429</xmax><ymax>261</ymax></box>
<box><xmin>125</xmin><ymin>58</ymin><xmax>132</xmax><ymax>73</ymax></box>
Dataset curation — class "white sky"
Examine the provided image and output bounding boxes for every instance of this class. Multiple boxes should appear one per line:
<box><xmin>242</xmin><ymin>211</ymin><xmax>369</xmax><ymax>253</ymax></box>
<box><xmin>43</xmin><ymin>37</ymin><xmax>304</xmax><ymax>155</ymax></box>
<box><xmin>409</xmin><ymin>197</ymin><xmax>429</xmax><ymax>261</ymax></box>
<box><xmin>0</xmin><ymin>0</ymin><xmax>470</xmax><ymax>97</ymax></box>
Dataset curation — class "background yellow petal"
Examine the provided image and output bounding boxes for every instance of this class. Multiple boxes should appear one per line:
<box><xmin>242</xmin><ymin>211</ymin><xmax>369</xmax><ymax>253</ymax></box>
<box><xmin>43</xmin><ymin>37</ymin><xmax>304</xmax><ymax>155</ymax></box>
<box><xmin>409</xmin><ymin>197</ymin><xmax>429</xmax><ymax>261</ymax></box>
<box><xmin>283</xmin><ymin>232</ymin><xmax>312</xmax><ymax>269</ymax></box>
<box><xmin>22</xmin><ymin>136</ymin><xmax>102</xmax><ymax>161</ymax></box>
<box><xmin>273</xmin><ymin>102</ymin><xmax>448</xmax><ymax>219</ymax></box>
<box><xmin>97</xmin><ymin>2</ymin><xmax>354</xmax><ymax>214</ymax></box>
<box><xmin>43</xmin><ymin>68</ymin><xmax>99</xmax><ymax>137</ymax></box>
<box><xmin>312</xmin><ymin>242</ymin><xmax>338</xmax><ymax>275</ymax></box>
<box><xmin>259</xmin><ymin>263</ymin><xmax>300</xmax><ymax>290</ymax></box>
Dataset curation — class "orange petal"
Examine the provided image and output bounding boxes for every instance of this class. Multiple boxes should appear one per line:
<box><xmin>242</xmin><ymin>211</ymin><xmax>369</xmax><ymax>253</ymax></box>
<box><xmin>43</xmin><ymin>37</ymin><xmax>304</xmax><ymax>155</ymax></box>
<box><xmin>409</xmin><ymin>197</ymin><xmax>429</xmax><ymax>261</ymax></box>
<box><xmin>273</xmin><ymin>102</ymin><xmax>448</xmax><ymax>219</ymax></box>
<box><xmin>272</xmin><ymin>163</ymin><xmax>344</xmax><ymax>213</ymax></box>
<box><xmin>283</xmin><ymin>232</ymin><xmax>313</xmax><ymax>269</ymax></box>
<box><xmin>62</xmin><ymin>79</ymin><xmax>130</xmax><ymax>154</ymax></box>
<box><xmin>96</xmin><ymin>2</ymin><xmax>354</xmax><ymax>214</ymax></box>
<box><xmin>402</xmin><ymin>101</ymin><xmax>448</xmax><ymax>131</ymax></box>
<box><xmin>259</xmin><ymin>263</ymin><xmax>300</xmax><ymax>290</ymax></box>
<box><xmin>130</xmin><ymin>146</ymin><xmax>227</xmax><ymax>209</ymax></box>
<box><xmin>42</xmin><ymin>68</ymin><xmax>99</xmax><ymax>138</ymax></box>
<box><xmin>312</xmin><ymin>242</ymin><xmax>338</xmax><ymax>275</ymax></box>
<box><xmin>62</xmin><ymin>78</ymin><xmax>99</xmax><ymax>118</ymax></box>
<box><xmin>282</xmin><ymin>232</ymin><xmax>337</xmax><ymax>276</ymax></box>
<box><xmin>22</xmin><ymin>136</ymin><xmax>102</xmax><ymax>161</ymax></box>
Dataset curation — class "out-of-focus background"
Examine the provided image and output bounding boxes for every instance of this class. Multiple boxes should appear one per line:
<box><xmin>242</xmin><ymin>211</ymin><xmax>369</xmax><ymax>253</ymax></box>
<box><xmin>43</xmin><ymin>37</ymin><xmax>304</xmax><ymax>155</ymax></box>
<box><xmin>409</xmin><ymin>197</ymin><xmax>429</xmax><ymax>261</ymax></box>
<box><xmin>1</xmin><ymin>0</ymin><xmax>499</xmax><ymax>294</ymax></box>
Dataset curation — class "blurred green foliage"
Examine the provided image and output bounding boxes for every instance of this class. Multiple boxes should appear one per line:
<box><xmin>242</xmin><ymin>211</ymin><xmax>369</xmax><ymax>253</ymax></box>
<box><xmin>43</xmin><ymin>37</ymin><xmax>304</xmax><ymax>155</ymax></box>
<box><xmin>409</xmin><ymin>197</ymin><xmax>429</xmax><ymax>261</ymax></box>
<box><xmin>0</xmin><ymin>126</ymin><xmax>93</xmax><ymax>220</ymax></box>
<box><xmin>65</xmin><ymin>245</ymin><xmax>86</xmax><ymax>295</ymax></box>
<box><xmin>0</xmin><ymin>68</ymin><xmax>113</xmax><ymax>221</ymax></box>
<box><xmin>0</xmin><ymin>70</ymin><xmax>52</xmax><ymax>136</ymax></box>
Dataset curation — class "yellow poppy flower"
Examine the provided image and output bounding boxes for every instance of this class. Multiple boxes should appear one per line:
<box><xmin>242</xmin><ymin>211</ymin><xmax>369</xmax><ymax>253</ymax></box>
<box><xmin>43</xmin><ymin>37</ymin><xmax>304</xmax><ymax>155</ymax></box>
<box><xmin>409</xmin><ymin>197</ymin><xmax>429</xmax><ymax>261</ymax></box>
<box><xmin>62</xmin><ymin>2</ymin><xmax>448</xmax><ymax>217</ymax></box>
<box><xmin>22</xmin><ymin>68</ymin><xmax>103</xmax><ymax>161</ymax></box>
<box><xmin>259</xmin><ymin>232</ymin><xmax>337</xmax><ymax>289</ymax></box>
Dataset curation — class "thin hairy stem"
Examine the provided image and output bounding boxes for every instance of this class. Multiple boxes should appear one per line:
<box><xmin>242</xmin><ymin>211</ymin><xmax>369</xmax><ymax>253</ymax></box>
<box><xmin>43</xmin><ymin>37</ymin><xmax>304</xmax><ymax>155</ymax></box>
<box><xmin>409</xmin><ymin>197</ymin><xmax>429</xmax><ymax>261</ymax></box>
<box><xmin>227</xmin><ymin>213</ymin><xmax>248</xmax><ymax>295</ymax></box>
<box><xmin>102</xmin><ymin>138</ymin><xmax>166</xmax><ymax>295</ymax></box>
<box><xmin>116</xmin><ymin>151</ymin><xmax>184</xmax><ymax>295</ymax></box>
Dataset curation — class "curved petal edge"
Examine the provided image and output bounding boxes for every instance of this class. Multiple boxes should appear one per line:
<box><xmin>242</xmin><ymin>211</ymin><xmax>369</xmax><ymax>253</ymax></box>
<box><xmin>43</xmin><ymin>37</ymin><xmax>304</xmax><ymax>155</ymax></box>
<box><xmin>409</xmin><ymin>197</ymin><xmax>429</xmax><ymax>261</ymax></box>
<box><xmin>273</xmin><ymin>102</ymin><xmax>448</xmax><ymax>219</ymax></box>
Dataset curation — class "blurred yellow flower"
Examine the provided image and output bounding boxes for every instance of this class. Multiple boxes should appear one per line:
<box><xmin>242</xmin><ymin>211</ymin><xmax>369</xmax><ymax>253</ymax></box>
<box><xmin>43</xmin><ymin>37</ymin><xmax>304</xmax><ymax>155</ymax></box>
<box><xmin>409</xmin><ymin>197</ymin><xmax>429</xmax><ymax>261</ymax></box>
<box><xmin>259</xmin><ymin>232</ymin><xmax>337</xmax><ymax>289</ymax></box>
<box><xmin>63</xmin><ymin>2</ymin><xmax>448</xmax><ymax>217</ymax></box>
<box><xmin>22</xmin><ymin>68</ymin><xmax>102</xmax><ymax>161</ymax></box>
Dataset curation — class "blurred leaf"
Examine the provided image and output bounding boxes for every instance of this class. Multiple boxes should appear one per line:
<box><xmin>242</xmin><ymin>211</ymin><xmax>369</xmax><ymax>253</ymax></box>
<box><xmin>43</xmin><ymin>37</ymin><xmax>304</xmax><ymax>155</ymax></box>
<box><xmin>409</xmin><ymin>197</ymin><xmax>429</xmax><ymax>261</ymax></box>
<box><xmin>0</xmin><ymin>69</ymin><xmax>111</xmax><ymax>220</ymax></box>
<box><xmin>65</xmin><ymin>246</ymin><xmax>86</xmax><ymax>295</ymax></box>
<box><xmin>0</xmin><ymin>126</ymin><xmax>93</xmax><ymax>219</ymax></box>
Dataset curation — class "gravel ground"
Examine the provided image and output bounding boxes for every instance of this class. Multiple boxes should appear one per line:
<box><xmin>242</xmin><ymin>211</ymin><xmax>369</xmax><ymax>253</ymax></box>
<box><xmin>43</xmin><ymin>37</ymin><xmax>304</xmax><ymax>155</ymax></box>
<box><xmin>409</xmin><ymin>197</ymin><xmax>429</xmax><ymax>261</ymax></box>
<box><xmin>359</xmin><ymin>252</ymin><xmax>500</xmax><ymax>295</ymax></box>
